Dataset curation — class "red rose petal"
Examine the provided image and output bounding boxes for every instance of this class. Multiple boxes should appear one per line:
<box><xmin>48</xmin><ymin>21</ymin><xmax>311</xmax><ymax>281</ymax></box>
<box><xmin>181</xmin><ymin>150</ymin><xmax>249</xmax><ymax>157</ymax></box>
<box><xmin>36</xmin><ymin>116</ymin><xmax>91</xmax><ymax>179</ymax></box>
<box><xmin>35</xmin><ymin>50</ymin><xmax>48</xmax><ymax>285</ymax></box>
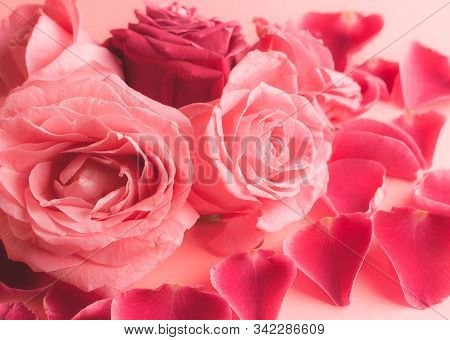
<box><xmin>0</xmin><ymin>240</ymin><xmax>53</xmax><ymax>296</ymax></box>
<box><xmin>392</xmin><ymin>42</ymin><xmax>450</xmax><ymax>108</ymax></box>
<box><xmin>360</xmin><ymin>58</ymin><xmax>399</xmax><ymax>94</ymax></box>
<box><xmin>0</xmin><ymin>303</ymin><xmax>37</xmax><ymax>320</ymax></box>
<box><xmin>44</xmin><ymin>282</ymin><xmax>104</xmax><ymax>320</ymax></box>
<box><xmin>393</xmin><ymin>111</ymin><xmax>446</xmax><ymax>167</ymax></box>
<box><xmin>283</xmin><ymin>213</ymin><xmax>372</xmax><ymax>306</ymax></box>
<box><xmin>72</xmin><ymin>299</ymin><xmax>112</xmax><ymax>320</ymax></box>
<box><xmin>195</xmin><ymin>214</ymin><xmax>265</xmax><ymax>257</ymax></box>
<box><xmin>300</xmin><ymin>12</ymin><xmax>383</xmax><ymax>71</ymax></box>
<box><xmin>373</xmin><ymin>207</ymin><xmax>450</xmax><ymax>308</ymax></box>
<box><xmin>331</xmin><ymin>130</ymin><xmax>421</xmax><ymax>180</ymax></box>
<box><xmin>326</xmin><ymin>159</ymin><xmax>386</xmax><ymax>214</ymax></box>
<box><xmin>111</xmin><ymin>285</ymin><xmax>231</xmax><ymax>320</ymax></box>
<box><xmin>210</xmin><ymin>249</ymin><xmax>296</xmax><ymax>320</ymax></box>
<box><xmin>414</xmin><ymin>170</ymin><xmax>450</xmax><ymax>216</ymax></box>
<box><xmin>350</xmin><ymin>68</ymin><xmax>388</xmax><ymax>112</ymax></box>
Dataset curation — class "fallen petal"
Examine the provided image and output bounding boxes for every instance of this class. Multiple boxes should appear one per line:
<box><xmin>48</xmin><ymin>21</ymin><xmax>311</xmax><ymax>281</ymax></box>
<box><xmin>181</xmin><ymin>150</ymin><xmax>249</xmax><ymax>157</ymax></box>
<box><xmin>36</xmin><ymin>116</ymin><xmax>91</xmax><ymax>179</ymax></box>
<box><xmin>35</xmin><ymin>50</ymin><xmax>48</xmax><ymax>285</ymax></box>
<box><xmin>360</xmin><ymin>58</ymin><xmax>399</xmax><ymax>95</ymax></box>
<box><xmin>111</xmin><ymin>285</ymin><xmax>232</xmax><ymax>320</ymax></box>
<box><xmin>210</xmin><ymin>249</ymin><xmax>296</xmax><ymax>320</ymax></box>
<box><xmin>373</xmin><ymin>207</ymin><xmax>450</xmax><ymax>308</ymax></box>
<box><xmin>414</xmin><ymin>169</ymin><xmax>450</xmax><ymax>216</ymax></box>
<box><xmin>283</xmin><ymin>213</ymin><xmax>372</xmax><ymax>306</ymax></box>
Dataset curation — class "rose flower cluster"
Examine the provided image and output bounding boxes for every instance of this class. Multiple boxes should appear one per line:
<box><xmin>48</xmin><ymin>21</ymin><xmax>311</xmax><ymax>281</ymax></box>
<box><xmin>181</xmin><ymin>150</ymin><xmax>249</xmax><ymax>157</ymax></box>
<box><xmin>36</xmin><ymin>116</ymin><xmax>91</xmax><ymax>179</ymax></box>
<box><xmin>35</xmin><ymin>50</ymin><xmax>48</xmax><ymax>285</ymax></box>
<box><xmin>0</xmin><ymin>1</ymin><xmax>449</xmax><ymax>320</ymax></box>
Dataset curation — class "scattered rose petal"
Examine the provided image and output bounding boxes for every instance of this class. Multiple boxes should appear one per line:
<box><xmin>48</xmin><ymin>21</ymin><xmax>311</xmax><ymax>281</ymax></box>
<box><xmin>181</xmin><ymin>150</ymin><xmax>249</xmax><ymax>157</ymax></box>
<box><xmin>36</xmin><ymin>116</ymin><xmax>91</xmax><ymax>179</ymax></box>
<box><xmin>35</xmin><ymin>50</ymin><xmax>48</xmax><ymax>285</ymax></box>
<box><xmin>393</xmin><ymin>111</ymin><xmax>446</xmax><ymax>167</ymax></box>
<box><xmin>111</xmin><ymin>285</ymin><xmax>231</xmax><ymax>320</ymax></box>
<box><xmin>373</xmin><ymin>207</ymin><xmax>450</xmax><ymax>308</ymax></box>
<box><xmin>300</xmin><ymin>12</ymin><xmax>383</xmax><ymax>71</ymax></box>
<box><xmin>350</xmin><ymin>68</ymin><xmax>388</xmax><ymax>112</ymax></box>
<box><xmin>283</xmin><ymin>213</ymin><xmax>372</xmax><ymax>306</ymax></box>
<box><xmin>210</xmin><ymin>249</ymin><xmax>296</xmax><ymax>320</ymax></box>
<box><xmin>0</xmin><ymin>302</ymin><xmax>37</xmax><ymax>320</ymax></box>
<box><xmin>326</xmin><ymin>159</ymin><xmax>386</xmax><ymax>214</ymax></box>
<box><xmin>72</xmin><ymin>299</ymin><xmax>112</xmax><ymax>320</ymax></box>
<box><xmin>44</xmin><ymin>282</ymin><xmax>104</xmax><ymax>320</ymax></box>
<box><xmin>360</xmin><ymin>58</ymin><xmax>399</xmax><ymax>95</ymax></box>
<box><xmin>414</xmin><ymin>170</ymin><xmax>450</xmax><ymax>216</ymax></box>
<box><xmin>392</xmin><ymin>42</ymin><xmax>450</xmax><ymax>108</ymax></box>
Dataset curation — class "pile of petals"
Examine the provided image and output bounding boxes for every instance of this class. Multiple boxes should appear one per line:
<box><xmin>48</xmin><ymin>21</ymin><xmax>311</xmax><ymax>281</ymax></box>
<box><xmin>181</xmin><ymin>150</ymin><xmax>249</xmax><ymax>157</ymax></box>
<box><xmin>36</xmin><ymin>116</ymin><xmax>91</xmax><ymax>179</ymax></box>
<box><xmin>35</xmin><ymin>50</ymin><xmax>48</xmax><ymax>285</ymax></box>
<box><xmin>0</xmin><ymin>0</ymin><xmax>449</xmax><ymax>320</ymax></box>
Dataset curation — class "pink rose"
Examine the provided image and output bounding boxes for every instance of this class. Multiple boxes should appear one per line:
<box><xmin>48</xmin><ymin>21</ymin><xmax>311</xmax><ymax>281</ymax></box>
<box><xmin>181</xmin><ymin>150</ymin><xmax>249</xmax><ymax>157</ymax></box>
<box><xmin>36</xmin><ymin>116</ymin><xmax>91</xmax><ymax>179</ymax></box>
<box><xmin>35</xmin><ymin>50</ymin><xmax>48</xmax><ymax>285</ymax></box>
<box><xmin>0</xmin><ymin>74</ymin><xmax>198</xmax><ymax>295</ymax></box>
<box><xmin>105</xmin><ymin>2</ymin><xmax>248</xmax><ymax>108</ymax></box>
<box><xmin>0</xmin><ymin>0</ymin><xmax>121</xmax><ymax>96</ymax></box>
<box><xmin>182</xmin><ymin>50</ymin><xmax>332</xmax><ymax>232</ymax></box>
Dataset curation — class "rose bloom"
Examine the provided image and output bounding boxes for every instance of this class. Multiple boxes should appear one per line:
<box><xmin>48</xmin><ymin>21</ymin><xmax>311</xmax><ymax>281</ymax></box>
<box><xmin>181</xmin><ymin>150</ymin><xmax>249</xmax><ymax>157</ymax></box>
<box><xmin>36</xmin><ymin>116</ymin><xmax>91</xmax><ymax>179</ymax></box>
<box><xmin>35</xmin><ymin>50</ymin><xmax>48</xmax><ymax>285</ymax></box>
<box><xmin>0</xmin><ymin>74</ymin><xmax>198</xmax><ymax>294</ymax></box>
<box><xmin>182</xmin><ymin>50</ymin><xmax>332</xmax><ymax>232</ymax></box>
<box><xmin>105</xmin><ymin>2</ymin><xmax>248</xmax><ymax>108</ymax></box>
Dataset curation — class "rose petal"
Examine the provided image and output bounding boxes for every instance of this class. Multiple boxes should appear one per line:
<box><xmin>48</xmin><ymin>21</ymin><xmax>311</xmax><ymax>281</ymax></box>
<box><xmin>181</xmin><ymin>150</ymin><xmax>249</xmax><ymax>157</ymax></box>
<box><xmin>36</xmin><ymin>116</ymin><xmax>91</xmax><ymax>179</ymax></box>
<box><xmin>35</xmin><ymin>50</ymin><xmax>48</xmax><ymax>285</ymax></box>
<box><xmin>111</xmin><ymin>285</ymin><xmax>231</xmax><ymax>320</ymax></box>
<box><xmin>72</xmin><ymin>298</ymin><xmax>112</xmax><ymax>320</ymax></box>
<box><xmin>326</xmin><ymin>159</ymin><xmax>386</xmax><ymax>214</ymax></box>
<box><xmin>360</xmin><ymin>58</ymin><xmax>399</xmax><ymax>94</ymax></box>
<box><xmin>283</xmin><ymin>213</ymin><xmax>372</xmax><ymax>306</ymax></box>
<box><xmin>373</xmin><ymin>207</ymin><xmax>450</xmax><ymax>308</ymax></box>
<box><xmin>414</xmin><ymin>169</ymin><xmax>450</xmax><ymax>216</ymax></box>
<box><xmin>44</xmin><ymin>282</ymin><xmax>103</xmax><ymax>320</ymax></box>
<box><xmin>392</xmin><ymin>41</ymin><xmax>450</xmax><ymax>108</ymax></box>
<box><xmin>393</xmin><ymin>111</ymin><xmax>446</xmax><ymax>167</ymax></box>
<box><xmin>0</xmin><ymin>302</ymin><xmax>37</xmax><ymax>320</ymax></box>
<box><xmin>350</xmin><ymin>68</ymin><xmax>388</xmax><ymax>112</ymax></box>
<box><xmin>300</xmin><ymin>12</ymin><xmax>383</xmax><ymax>71</ymax></box>
<box><xmin>210</xmin><ymin>249</ymin><xmax>296</xmax><ymax>319</ymax></box>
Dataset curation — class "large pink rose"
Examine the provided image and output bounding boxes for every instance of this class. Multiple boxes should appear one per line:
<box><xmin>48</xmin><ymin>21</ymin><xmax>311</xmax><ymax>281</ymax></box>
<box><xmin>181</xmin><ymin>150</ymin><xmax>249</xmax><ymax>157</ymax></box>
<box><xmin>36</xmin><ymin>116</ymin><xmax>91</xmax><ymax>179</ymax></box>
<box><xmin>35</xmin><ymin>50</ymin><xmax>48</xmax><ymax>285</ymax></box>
<box><xmin>0</xmin><ymin>74</ymin><xmax>198</xmax><ymax>295</ymax></box>
<box><xmin>182</xmin><ymin>50</ymin><xmax>332</xmax><ymax>232</ymax></box>
<box><xmin>105</xmin><ymin>2</ymin><xmax>248</xmax><ymax>108</ymax></box>
<box><xmin>0</xmin><ymin>0</ymin><xmax>121</xmax><ymax>96</ymax></box>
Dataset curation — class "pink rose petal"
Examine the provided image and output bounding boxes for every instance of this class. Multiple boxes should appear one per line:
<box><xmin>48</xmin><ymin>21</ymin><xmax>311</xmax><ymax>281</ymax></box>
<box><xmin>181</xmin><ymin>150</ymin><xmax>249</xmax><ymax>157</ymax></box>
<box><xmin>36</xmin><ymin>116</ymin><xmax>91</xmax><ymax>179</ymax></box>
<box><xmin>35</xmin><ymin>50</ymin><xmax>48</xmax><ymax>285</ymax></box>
<box><xmin>414</xmin><ymin>170</ymin><xmax>450</xmax><ymax>216</ymax></box>
<box><xmin>44</xmin><ymin>282</ymin><xmax>104</xmax><ymax>320</ymax></box>
<box><xmin>210</xmin><ymin>249</ymin><xmax>296</xmax><ymax>319</ymax></box>
<box><xmin>0</xmin><ymin>302</ymin><xmax>37</xmax><ymax>320</ymax></box>
<box><xmin>360</xmin><ymin>58</ymin><xmax>399</xmax><ymax>95</ymax></box>
<box><xmin>111</xmin><ymin>285</ymin><xmax>232</xmax><ymax>320</ymax></box>
<box><xmin>72</xmin><ymin>298</ymin><xmax>112</xmax><ymax>320</ymax></box>
<box><xmin>350</xmin><ymin>68</ymin><xmax>388</xmax><ymax>111</ymax></box>
<box><xmin>392</xmin><ymin>42</ymin><xmax>450</xmax><ymax>108</ymax></box>
<box><xmin>393</xmin><ymin>111</ymin><xmax>446</xmax><ymax>167</ymax></box>
<box><xmin>373</xmin><ymin>207</ymin><xmax>450</xmax><ymax>308</ymax></box>
<box><xmin>326</xmin><ymin>159</ymin><xmax>386</xmax><ymax>214</ymax></box>
<box><xmin>300</xmin><ymin>12</ymin><xmax>383</xmax><ymax>71</ymax></box>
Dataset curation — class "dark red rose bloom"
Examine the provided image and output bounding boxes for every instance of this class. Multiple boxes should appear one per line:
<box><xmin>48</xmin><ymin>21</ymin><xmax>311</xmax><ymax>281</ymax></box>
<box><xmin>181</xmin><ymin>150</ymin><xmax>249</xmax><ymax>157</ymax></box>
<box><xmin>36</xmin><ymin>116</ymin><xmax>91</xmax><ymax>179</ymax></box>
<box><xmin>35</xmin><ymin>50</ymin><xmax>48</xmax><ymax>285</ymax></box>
<box><xmin>105</xmin><ymin>2</ymin><xmax>248</xmax><ymax>108</ymax></box>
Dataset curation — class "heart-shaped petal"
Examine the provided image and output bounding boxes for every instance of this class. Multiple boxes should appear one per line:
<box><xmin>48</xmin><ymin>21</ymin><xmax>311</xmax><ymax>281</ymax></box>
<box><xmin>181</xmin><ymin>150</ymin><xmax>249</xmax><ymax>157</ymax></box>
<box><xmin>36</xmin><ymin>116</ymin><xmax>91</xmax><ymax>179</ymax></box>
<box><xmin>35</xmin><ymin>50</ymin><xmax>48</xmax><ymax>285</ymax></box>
<box><xmin>393</xmin><ymin>111</ymin><xmax>446</xmax><ymax>167</ymax></box>
<box><xmin>0</xmin><ymin>302</ymin><xmax>37</xmax><ymax>320</ymax></box>
<box><xmin>111</xmin><ymin>284</ymin><xmax>232</xmax><ymax>320</ymax></box>
<box><xmin>283</xmin><ymin>213</ymin><xmax>372</xmax><ymax>306</ymax></box>
<box><xmin>210</xmin><ymin>249</ymin><xmax>296</xmax><ymax>319</ymax></box>
<box><xmin>326</xmin><ymin>159</ymin><xmax>386</xmax><ymax>214</ymax></box>
<box><xmin>414</xmin><ymin>170</ymin><xmax>450</xmax><ymax>216</ymax></box>
<box><xmin>373</xmin><ymin>207</ymin><xmax>450</xmax><ymax>308</ymax></box>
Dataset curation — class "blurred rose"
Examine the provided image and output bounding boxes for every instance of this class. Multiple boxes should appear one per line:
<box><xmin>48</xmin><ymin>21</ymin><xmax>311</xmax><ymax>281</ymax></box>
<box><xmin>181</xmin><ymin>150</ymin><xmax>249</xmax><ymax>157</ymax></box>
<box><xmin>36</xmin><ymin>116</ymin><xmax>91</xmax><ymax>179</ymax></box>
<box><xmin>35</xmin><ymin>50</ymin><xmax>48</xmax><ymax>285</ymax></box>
<box><xmin>0</xmin><ymin>74</ymin><xmax>198</xmax><ymax>295</ymax></box>
<box><xmin>182</xmin><ymin>50</ymin><xmax>332</xmax><ymax>232</ymax></box>
<box><xmin>105</xmin><ymin>2</ymin><xmax>248</xmax><ymax>108</ymax></box>
<box><xmin>0</xmin><ymin>0</ymin><xmax>121</xmax><ymax>96</ymax></box>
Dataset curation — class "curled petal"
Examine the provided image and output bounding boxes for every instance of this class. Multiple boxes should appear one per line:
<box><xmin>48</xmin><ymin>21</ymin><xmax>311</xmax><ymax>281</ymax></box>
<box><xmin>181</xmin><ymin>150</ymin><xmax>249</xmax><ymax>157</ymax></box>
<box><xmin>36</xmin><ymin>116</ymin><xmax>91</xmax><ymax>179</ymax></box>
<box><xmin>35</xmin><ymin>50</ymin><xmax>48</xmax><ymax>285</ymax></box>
<box><xmin>360</xmin><ymin>58</ymin><xmax>399</xmax><ymax>94</ymax></box>
<box><xmin>44</xmin><ymin>282</ymin><xmax>103</xmax><ymax>320</ymax></box>
<box><xmin>210</xmin><ymin>249</ymin><xmax>297</xmax><ymax>320</ymax></box>
<box><xmin>374</xmin><ymin>207</ymin><xmax>450</xmax><ymax>308</ymax></box>
<box><xmin>111</xmin><ymin>285</ymin><xmax>231</xmax><ymax>320</ymax></box>
<box><xmin>350</xmin><ymin>68</ymin><xmax>388</xmax><ymax>112</ymax></box>
<box><xmin>326</xmin><ymin>159</ymin><xmax>386</xmax><ymax>214</ymax></box>
<box><xmin>393</xmin><ymin>111</ymin><xmax>446</xmax><ymax>167</ymax></box>
<box><xmin>283</xmin><ymin>213</ymin><xmax>372</xmax><ymax>306</ymax></box>
<box><xmin>0</xmin><ymin>302</ymin><xmax>37</xmax><ymax>320</ymax></box>
<box><xmin>72</xmin><ymin>299</ymin><xmax>112</xmax><ymax>320</ymax></box>
<box><xmin>414</xmin><ymin>170</ymin><xmax>450</xmax><ymax>216</ymax></box>
<box><xmin>300</xmin><ymin>12</ymin><xmax>383</xmax><ymax>71</ymax></box>
<box><xmin>392</xmin><ymin>42</ymin><xmax>450</xmax><ymax>108</ymax></box>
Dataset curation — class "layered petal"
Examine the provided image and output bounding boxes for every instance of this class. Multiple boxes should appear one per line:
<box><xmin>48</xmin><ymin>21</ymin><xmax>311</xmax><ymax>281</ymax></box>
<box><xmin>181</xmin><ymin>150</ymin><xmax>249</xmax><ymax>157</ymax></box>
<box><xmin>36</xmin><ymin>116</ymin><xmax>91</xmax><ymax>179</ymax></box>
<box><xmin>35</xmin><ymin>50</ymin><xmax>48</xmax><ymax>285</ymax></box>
<box><xmin>373</xmin><ymin>208</ymin><xmax>450</xmax><ymax>308</ymax></box>
<box><xmin>0</xmin><ymin>303</ymin><xmax>37</xmax><ymax>320</ymax></box>
<box><xmin>414</xmin><ymin>170</ymin><xmax>450</xmax><ymax>216</ymax></box>
<box><xmin>283</xmin><ymin>214</ymin><xmax>372</xmax><ymax>306</ymax></box>
<box><xmin>210</xmin><ymin>249</ymin><xmax>296</xmax><ymax>319</ymax></box>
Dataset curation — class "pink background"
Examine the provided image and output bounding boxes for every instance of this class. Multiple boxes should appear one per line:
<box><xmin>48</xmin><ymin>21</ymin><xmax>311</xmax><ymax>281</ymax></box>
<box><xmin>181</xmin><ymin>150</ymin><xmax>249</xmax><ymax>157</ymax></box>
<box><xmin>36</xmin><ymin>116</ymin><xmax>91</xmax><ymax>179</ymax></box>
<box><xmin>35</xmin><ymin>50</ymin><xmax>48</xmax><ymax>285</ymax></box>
<box><xmin>0</xmin><ymin>0</ymin><xmax>449</xmax><ymax>319</ymax></box>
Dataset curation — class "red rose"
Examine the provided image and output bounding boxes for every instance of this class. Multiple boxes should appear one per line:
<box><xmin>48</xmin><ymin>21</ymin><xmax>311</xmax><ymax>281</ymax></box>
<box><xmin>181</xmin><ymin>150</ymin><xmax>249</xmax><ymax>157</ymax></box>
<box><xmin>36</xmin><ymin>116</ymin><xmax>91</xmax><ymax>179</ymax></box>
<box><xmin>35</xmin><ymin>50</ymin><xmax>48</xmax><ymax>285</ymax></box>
<box><xmin>105</xmin><ymin>2</ymin><xmax>248</xmax><ymax>108</ymax></box>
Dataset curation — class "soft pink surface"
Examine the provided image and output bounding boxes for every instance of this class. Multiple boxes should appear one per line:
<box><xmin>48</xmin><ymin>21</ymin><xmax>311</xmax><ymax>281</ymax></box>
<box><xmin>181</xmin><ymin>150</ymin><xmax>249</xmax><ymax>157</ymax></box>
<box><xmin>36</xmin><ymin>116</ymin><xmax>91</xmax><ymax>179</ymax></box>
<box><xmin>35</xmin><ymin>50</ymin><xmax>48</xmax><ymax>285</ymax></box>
<box><xmin>1</xmin><ymin>0</ymin><xmax>449</xmax><ymax>319</ymax></box>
